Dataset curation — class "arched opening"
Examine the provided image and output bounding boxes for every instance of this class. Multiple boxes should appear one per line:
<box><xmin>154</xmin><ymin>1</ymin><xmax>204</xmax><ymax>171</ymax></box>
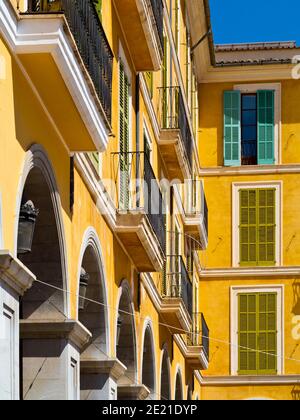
<box><xmin>160</xmin><ymin>350</ymin><xmax>171</xmax><ymax>400</ymax></box>
<box><xmin>18</xmin><ymin>166</ymin><xmax>66</xmax><ymax>320</ymax></box>
<box><xmin>17</xmin><ymin>159</ymin><xmax>68</xmax><ymax>400</ymax></box>
<box><xmin>175</xmin><ymin>369</ymin><xmax>183</xmax><ymax>400</ymax></box>
<box><xmin>116</xmin><ymin>284</ymin><xmax>137</xmax><ymax>395</ymax></box>
<box><xmin>78</xmin><ymin>239</ymin><xmax>109</xmax><ymax>400</ymax></box>
<box><xmin>142</xmin><ymin>325</ymin><xmax>156</xmax><ymax>399</ymax></box>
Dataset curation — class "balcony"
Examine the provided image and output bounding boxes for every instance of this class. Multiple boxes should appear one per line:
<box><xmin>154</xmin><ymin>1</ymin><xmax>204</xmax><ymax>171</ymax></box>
<box><xmin>114</xmin><ymin>0</ymin><xmax>164</xmax><ymax>71</ymax></box>
<box><xmin>175</xmin><ymin>313</ymin><xmax>209</xmax><ymax>370</ymax></box>
<box><xmin>157</xmin><ymin>87</ymin><xmax>193</xmax><ymax>182</ymax></box>
<box><xmin>112</xmin><ymin>152</ymin><xmax>166</xmax><ymax>272</ymax></box>
<box><xmin>180</xmin><ymin>180</ymin><xmax>209</xmax><ymax>250</ymax></box>
<box><xmin>5</xmin><ymin>0</ymin><xmax>114</xmax><ymax>152</ymax></box>
<box><xmin>159</xmin><ymin>255</ymin><xmax>193</xmax><ymax>333</ymax></box>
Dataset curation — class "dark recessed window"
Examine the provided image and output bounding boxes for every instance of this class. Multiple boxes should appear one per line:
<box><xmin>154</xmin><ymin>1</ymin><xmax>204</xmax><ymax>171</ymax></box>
<box><xmin>241</xmin><ymin>94</ymin><xmax>257</xmax><ymax>166</ymax></box>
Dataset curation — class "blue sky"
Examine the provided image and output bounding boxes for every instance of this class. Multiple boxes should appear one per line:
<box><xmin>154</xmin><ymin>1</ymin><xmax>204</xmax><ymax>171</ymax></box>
<box><xmin>209</xmin><ymin>0</ymin><xmax>300</xmax><ymax>45</ymax></box>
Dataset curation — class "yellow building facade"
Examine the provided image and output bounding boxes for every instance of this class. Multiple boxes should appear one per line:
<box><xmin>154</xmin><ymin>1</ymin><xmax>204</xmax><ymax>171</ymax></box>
<box><xmin>191</xmin><ymin>1</ymin><xmax>300</xmax><ymax>401</ymax></box>
<box><xmin>0</xmin><ymin>0</ymin><xmax>209</xmax><ymax>400</ymax></box>
<box><xmin>0</xmin><ymin>0</ymin><xmax>299</xmax><ymax>401</ymax></box>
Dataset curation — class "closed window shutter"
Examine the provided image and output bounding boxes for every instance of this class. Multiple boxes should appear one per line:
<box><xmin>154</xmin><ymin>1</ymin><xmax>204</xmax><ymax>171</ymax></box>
<box><xmin>239</xmin><ymin>294</ymin><xmax>258</xmax><ymax>373</ymax></box>
<box><xmin>238</xmin><ymin>293</ymin><xmax>277</xmax><ymax>375</ymax></box>
<box><xmin>119</xmin><ymin>63</ymin><xmax>130</xmax><ymax>209</ymax></box>
<box><xmin>257</xmin><ymin>90</ymin><xmax>275</xmax><ymax>165</ymax></box>
<box><xmin>258</xmin><ymin>189</ymin><xmax>276</xmax><ymax>265</ymax></box>
<box><xmin>224</xmin><ymin>91</ymin><xmax>241</xmax><ymax>166</ymax></box>
<box><xmin>240</xmin><ymin>190</ymin><xmax>257</xmax><ymax>264</ymax></box>
<box><xmin>240</xmin><ymin>189</ymin><xmax>276</xmax><ymax>266</ymax></box>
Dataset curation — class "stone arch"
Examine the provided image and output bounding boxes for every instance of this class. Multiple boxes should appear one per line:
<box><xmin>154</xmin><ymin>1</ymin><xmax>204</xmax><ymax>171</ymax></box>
<box><xmin>141</xmin><ymin>319</ymin><xmax>156</xmax><ymax>399</ymax></box>
<box><xmin>115</xmin><ymin>280</ymin><xmax>138</xmax><ymax>385</ymax></box>
<box><xmin>174</xmin><ymin>366</ymin><xmax>183</xmax><ymax>400</ymax></box>
<box><xmin>16</xmin><ymin>144</ymin><xmax>68</xmax><ymax>319</ymax></box>
<box><xmin>76</xmin><ymin>227</ymin><xmax>110</xmax><ymax>355</ymax></box>
<box><xmin>160</xmin><ymin>345</ymin><xmax>171</xmax><ymax>400</ymax></box>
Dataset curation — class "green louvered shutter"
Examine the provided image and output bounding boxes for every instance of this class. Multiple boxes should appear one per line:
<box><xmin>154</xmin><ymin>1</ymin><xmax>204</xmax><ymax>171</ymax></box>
<box><xmin>240</xmin><ymin>189</ymin><xmax>276</xmax><ymax>266</ymax></box>
<box><xmin>240</xmin><ymin>189</ymin><xmax>257</xmax><ymax>265</ymax></box>
<box><xmin>224</xmin><ymin>91</ymin><xmax>241</xmax><ymax>166</ymax></box>
<box><xmin>119</xmin><ymin>63</ymin><xmax>130</xmax><ymax>210</ymax></box>
<box><xmin>258</xmin><ymin>189</ymin><xmax>276</xmax><ymax>265</ymax></box>
<box><xmin>258</xmin><ymin>293</ymin><xmax>277</xmax><ymax>373</ymax></box>
<box><xmin>239</xmin><ymin>294</ymin><xmax>258</xmax><ymax>373</ymax></box>
<box><xmin>238</xmin><ymin>293</ymin><xmax>277</xmax><ymax>375</ymax></box>
<box><xmin>257</xmin><ymin>90</ymin><xmax>275</xmax><ymax>165</ymax></box>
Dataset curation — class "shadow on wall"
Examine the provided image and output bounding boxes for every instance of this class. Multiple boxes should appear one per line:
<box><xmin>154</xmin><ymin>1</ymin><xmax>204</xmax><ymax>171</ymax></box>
<box><xmin>291</xmin><ymin>385</ymin><xmax>300</xmax><ymax>400</ymax></box>
<box><xmin>292</xmin><ymin>280</ymin><xmax>300</xmax><ymax>315</ymax></box>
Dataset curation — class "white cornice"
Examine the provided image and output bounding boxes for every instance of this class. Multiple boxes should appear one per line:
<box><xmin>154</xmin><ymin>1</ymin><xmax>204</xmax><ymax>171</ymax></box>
<box><xmin>200</xmin><ymin>266</ymin><xmax>300</xmax><ymax>279</ymax></box>
<box><xmin>199</xmin><ymin>164</ymin><xmax>300</xmax><ymax>177</ymax></box>
<box><xmin>195</xmin><ymin>374</ymin><xmax>300</xmax><ymax>386</ymax></box>
<box><xmin>0</xmin><ymin>0</ymin><xmax>109</xmax><ymax>152</ymax></box>
<box><xmin>0</xmin><ymin>251</ymin><xmax>35</xmax><ymax>296</ymax></box>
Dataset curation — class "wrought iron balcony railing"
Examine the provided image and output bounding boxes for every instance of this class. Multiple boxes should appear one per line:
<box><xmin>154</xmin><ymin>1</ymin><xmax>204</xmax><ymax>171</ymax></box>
<box><xmin>162</xmin><ymin>255</ymin><xmax>193</xmax><ymax>320</ymax></box>
<box><xmin>27</xmin><ymin>0</ymin><xmax>114</xmax><ymax>125</ymax></box>
<box><xmin>149</xmin><ymin>0</ymin><xmax>164</xmax><ymax>54</ymax></box>
<box><xmin>111</xmin><ymin>151</ymin><xmax>166</xmax><ymax>255</ymax></box>
<box><xmin>187</xmin><ymin>313</ymin><xmax>210</xmax><ymax>360</ymax></box>
<box><xmin>158</xmin><ymin>86</ymin><xmax>193</xmax><ymax>169</ymax></box>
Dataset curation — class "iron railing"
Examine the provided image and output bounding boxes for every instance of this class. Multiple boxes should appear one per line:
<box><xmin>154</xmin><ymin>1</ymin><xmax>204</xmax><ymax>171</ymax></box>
<box><xmin>163</xmin><ymin>255</ymin><xmax>193</xmax><ymax>320</ymax></box>
<box><xmin>149</xmin><ymin>0</ymin><xmax>164</xmax><ymax>54</ymax></box>
<box><xmin>111</xmin><ymin>151</ymin><xmax>166</xmax><ymax>255</ymax></box>
<box><xmin>203</xmin><ymin>193</ymin><xmax>208</xmax><ymax>238</ymax></box>
<box><xmin>27</xmin><ymin>0</ymin><xmax>114</xmax><ymax>124</ymax></box>
<box><xmin>187</xmin><ymin>313</ymin><xmax>210</xmax><ymax>360</ymax></box>
<box><xmin>158</xmin><ymin>86</ymin><xmax>193</xmax><ymax>170</ymax></box>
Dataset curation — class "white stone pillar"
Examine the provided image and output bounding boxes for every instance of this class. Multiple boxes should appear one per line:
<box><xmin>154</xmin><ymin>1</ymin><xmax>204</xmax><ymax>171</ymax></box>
<box><xmin>0</xmin><ymin>251</ymin><xmax>35</xmax><ymax>400</ymax></box>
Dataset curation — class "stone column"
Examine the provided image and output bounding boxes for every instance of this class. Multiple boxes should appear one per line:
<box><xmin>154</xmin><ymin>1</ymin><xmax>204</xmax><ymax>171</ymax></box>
<box><xmin>0</xmin><ymin>251</ymin><xmax>35</xmax><ymax>400</ymax></box>
<box><xmin>20</xmin><ymin>319</ymin><xmax>92</xmax><ymax>400</ymax></box>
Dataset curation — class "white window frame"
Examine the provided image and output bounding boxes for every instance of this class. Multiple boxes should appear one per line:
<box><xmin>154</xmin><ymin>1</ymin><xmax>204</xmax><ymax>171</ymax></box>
<box><xmin>230</xmin><ymin>285</ymin><xmax>284</xmax><ymax>376</ymax></box>
<box><xmin>232</xmin><ymin>181</ymin><xmax>283</xmax><ymax>268</ymax></box>
<box><xmin>234</xmin><ymin>83</ymin><xmax>281</xmax><ymax>165</ymax></box>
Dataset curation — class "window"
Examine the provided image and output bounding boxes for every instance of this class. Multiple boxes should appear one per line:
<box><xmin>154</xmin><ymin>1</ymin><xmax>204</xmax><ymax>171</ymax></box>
<box><xmin>232</xmin><ymin>182</ymin><xmax>281</xmax><ymax>268</ymax></box>
<box><xmin>238</xmin><ymin>293</ymin><xmax>277</xmax><ymax>375</ymax></box>
<box><xmin>224</xmin><ymin>88</ymin><xmax>276</xmax><ymax>166</ymax></box>
<box><xmin>241</xmin><ymin>94</ymin><xmax>257</xmax><ymax>165</ymax></box>
<box><xmin>240</xmin><ymin>189</ymin><xmax>276</xmax><ymax>266</ymax></box>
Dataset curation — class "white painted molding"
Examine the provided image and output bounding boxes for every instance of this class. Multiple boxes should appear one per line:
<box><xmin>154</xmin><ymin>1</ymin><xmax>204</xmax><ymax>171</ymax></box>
<box><xmin>199</xmin><ymin>266</ymin><xmax>300</xmax><ymax>279</ymax></box>
<box><xmin>196</xmin><ymin>374</ymin><xmax>300</xmax><ymax>386</ymax></box>
<box><xmin>14</xmin><ymin>144</ymin><xmax>70</xmax><ymax>317</ymax></box>
<box><xmin>199</xmin><ymin>163</ymin><xmax>300</xmax><ymax>177</ymax></box>
<box><xmin>140</xmin><ymin>318</ymin><xmax>157</xmax><ymax>398</ymax></box>
<box><xmin>232</xmin><ymin>181</ymin><xmax>282</xmax><ymax>268</ymax></box>
<box><xmin>76</xmin><ymin>227</ymin><xmax>111</xmax><ymax>356</ymax></box>
<box><xmin>0</xmin><ymin>0</ymin><xmax>109</xmax><ymax>151</ymax></box>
